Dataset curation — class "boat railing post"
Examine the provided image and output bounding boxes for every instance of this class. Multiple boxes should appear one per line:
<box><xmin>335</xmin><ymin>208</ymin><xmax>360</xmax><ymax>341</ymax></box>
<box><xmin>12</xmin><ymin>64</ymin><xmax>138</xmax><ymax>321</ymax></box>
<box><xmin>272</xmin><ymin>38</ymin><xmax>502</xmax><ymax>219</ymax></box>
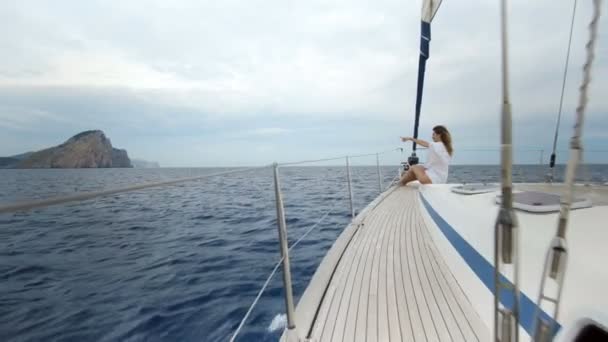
<box><xmin>346</xmin><ymin>156</ymin><xmax>355</xmax><ymax>218</ymax></box>
<box><xmin>272</xmin><ymin>163</ymin><xmax>297</xmax><ymax>339</ymax></box>
<box><xmin>376</xmin><ymin>153</ymin><xmax>383</xmax><ymax>193</ymax></box>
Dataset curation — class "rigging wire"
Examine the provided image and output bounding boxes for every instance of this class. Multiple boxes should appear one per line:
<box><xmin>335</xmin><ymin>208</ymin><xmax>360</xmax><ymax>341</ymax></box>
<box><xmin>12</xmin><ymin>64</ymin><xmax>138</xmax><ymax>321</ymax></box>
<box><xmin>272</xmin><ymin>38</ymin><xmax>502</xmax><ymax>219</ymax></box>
<box><xmin>548</xmin><ymin>0</ymin><xmax>579</xmax><ymax>181</ymax></box>
<box><xmin>532</xmin><ymin>1</ymin><xmax>602</xmax><ymax>339</ymax></box>
<box><xmin>229</xmin><ymin>193</ymin><xmax>346</xmax><ymax>342</ymax></box>
<box><xmin>0</xmin><ymin>165</ymin><xmax>272</xmax><ymax>214</ymax></box>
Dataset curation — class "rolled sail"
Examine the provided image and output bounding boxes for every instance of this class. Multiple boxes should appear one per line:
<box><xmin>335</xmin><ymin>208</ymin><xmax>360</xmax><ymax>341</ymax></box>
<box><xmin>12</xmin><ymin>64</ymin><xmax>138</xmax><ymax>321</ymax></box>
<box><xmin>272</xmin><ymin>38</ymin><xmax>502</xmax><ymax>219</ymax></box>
<box><xmin>421</xmin><ymin>0</ymin><xmax>443</xmax><ymax>23</ymax></box>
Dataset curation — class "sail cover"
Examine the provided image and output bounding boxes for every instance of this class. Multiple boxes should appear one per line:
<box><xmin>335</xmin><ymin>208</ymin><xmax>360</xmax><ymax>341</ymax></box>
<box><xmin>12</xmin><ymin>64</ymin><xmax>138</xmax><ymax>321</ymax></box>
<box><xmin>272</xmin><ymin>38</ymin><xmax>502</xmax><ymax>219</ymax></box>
<box><xmin>421</xmin><ymin>0</ymin><xmax>443</xmax><ymax>23</ymax></box>
<box><xmin>411</xmin><ymin>0</ymin><xmax>443</xmax><ymax>152</ymax></box>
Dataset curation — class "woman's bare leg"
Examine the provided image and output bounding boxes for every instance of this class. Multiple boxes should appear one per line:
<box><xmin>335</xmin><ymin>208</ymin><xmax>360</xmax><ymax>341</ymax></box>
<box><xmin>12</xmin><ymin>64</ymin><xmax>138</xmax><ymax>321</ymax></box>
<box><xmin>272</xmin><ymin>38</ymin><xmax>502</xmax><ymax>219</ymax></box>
<box><xmin>399</xmin><ymin>169</ymin><xmax>416</xmax><ymax>185</ymax></box>
<box><xmin>400</xmin><ymin>165</ymin><xmax>432</xmax><ymax>185</ymax></box>
<box><xmin>411</xmin><ymin>165</ymin><xmax>432</xmax><ymax>184</ymax></box>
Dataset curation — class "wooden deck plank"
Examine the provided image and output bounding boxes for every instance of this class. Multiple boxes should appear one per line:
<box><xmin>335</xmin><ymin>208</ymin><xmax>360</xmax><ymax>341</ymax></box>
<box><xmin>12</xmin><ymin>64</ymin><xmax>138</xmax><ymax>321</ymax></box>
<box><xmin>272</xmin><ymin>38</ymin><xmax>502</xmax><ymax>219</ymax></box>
<box><xmin>397</xmin><ymin>191</ymin><xmax>425</xmax><ymax>341</ymax></box>
<box><xmin>393</xmin><ymin>195</ymin><xmax>414</xmax><ymax>340</ymax></box>
<box><xmin>398</xmin><ymin>191</ymin><xmax>427</xmax><ymax>341</ymax></box>
<box><xmin>341</xmin><ymin>210</ymin><xmax>383</xmax><ymax>342</ymax></box>
<box><xmin>306</xmin><ymin>187</ymin><xmax>490</xmax><ymax>342</ymax></box>
<box><xmin>413</xmin><ymin>206</ymin><xmax>459</xmax><ymax>341</ymax></box>
<box><xmin>312</xmin><ymin>216</ymin><xmax>367</xmax><ymax>340</ymax></box>
<box><xmin>386</xmin><ymin>198</ymin><xmax>403</xmax><ymax>342</ymax></box>
<box><xmin>410</xmin><ymin>196</ymin><xmax>446</xmax><ymax>341</ymax></box>
<box><xmin>316</xmin><ymin>212</ymin><xmax>370</xmax><ymax>341</ymax></box>
<box><xmin>420</xmin><ymin>221</ymin><xmax>478</xmax><ymax>342</ymax></box>
<box><xmin>328</xmin><ymin>207</ymin><xmax>384</xmax><ymax>341</ymax></box>
<box><xmin>420</xmin><ymin>216</ymin><xmax>490</xmax><ymax>341</ymax></box>
<box><xmin>406</xmin><ymin>190</ymin><xmax>438</xmax><ymax>341</ymax></box>
<box><xmin>376</xmin><ymin>198</ymin><xmax>398</xmax><ymax>342</ymax></box>
<box><xmin>353</xmin><ymin>206</ymin><xmax>389</xmax><ymax>342</ymax></box>
<box><xmin>366</xmin><ymin>200</ymin><xmax>391</xmax><ymax>342</ymax></box>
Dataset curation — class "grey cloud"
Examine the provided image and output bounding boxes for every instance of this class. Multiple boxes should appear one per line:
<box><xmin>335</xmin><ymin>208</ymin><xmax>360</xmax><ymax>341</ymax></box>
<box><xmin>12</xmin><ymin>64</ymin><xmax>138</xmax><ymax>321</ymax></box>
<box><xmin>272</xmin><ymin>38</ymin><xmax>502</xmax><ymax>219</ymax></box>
<box><xmin>0</xmin><ymin>0</ymin><xmax>606</xmax><ymax>165</ymax></box>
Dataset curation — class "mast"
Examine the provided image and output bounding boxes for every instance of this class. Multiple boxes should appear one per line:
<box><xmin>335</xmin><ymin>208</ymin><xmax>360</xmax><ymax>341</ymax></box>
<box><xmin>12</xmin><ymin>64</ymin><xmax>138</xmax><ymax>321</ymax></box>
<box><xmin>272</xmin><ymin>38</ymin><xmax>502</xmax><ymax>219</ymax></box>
<box><xmin>408</xmin><ymin>0</ymin><xmax>443</xmax><ymax>166</ymax></box>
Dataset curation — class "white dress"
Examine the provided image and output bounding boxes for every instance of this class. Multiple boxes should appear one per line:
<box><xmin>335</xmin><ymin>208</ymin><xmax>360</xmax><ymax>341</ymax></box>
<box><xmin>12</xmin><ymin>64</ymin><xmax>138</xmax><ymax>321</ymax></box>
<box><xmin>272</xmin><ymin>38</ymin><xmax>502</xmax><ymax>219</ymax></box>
<box><xmin>424</xmin><ymin>142</ymin><xmax>451</xmax><ymax>184</ymax></box>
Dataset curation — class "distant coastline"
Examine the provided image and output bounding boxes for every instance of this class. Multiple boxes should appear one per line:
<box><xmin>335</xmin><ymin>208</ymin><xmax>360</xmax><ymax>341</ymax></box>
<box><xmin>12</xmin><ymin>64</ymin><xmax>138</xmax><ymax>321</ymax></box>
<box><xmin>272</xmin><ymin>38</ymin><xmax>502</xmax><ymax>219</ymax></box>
<box><xmin>0</xmin><ymin>130</ymin><xmax>158</xmax><ymax>169</ymax></box>
<box><xmin>131</xmin><ymin>159</ymin><xmax>161</xmax><ymax>168</ymax></box>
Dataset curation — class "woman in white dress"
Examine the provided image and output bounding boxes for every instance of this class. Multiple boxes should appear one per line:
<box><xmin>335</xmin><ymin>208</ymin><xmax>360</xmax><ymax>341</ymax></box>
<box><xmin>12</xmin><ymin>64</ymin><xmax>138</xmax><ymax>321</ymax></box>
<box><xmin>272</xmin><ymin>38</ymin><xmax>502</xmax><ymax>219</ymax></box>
<box><xmin>399</xmin><ymin>125</ymin><xmax>453</xmax><ymax>185</ymax></box>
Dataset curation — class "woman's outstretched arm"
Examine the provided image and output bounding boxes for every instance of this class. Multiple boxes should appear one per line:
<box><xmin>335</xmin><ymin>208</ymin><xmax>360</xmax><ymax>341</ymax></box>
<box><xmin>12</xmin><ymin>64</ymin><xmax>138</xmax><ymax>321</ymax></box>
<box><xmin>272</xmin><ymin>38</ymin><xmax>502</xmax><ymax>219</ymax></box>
<box><xmin>400</xmin><ymin>136</ymin><xmax>430</xmax><ymax>147</ymax></box>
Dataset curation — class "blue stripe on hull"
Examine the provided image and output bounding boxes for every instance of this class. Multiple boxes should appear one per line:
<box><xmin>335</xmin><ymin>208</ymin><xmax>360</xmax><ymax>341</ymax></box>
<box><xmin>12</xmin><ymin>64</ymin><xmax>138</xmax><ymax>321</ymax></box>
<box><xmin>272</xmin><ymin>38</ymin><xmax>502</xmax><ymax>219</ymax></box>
<box><xmin>419</xmin><ymin>193</ymin><xmax>560</xmax><ymax>336</ymax></box>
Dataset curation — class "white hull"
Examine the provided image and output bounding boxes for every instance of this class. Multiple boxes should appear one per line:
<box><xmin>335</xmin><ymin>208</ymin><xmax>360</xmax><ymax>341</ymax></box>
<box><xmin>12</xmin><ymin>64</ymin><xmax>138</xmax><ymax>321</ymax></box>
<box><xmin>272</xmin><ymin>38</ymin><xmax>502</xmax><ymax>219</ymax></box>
<box><xmin>284</xmin><ymin>183</ymin><xmax>608</xmax><ymax>341</ymax></box>
<box><xmin>420</xmin><ymin>183</ymin><xmax>608</xmax><ymax>340</ymax></box>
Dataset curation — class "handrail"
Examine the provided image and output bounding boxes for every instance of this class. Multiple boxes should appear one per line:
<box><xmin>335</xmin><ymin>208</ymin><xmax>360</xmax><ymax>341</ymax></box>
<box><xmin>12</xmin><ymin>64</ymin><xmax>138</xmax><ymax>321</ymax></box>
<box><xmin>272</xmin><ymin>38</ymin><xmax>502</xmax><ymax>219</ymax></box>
<box><xmin>271</xmin><ymin>163</ymin><xmax>297</xmax><ymax>336</ymax></box>
<box><xmin>231</xmin><ymin>159</ymin><xmax>401</xmax><ymax>341</ymax></box>
<box><xmin>348</xmin><ymin>148</ymin><xmax>403</xmax><ymax>159</ymax></box>
<box><xmin>1</xmin><ymin>148</ymin><xmax>404</xmax><ymax>341</ymax></box>
<box><xmin>1</xmin><ymin>148</ymin><xmax>403</xmax><ymax>341</ymax></box>
<box><xmin>2</xmin><ymin>146</ymin><xmax>604</xmax><ymax>215</ymax></box>
<box><xmin>279</xmin><ymin>156</ymin><xmax>352</xmax><ymax>167</ymax></box>
<box><xmin>278</xmin><ymin>148</ymin><xmax>401</xmax><ymax>166</ymax></box>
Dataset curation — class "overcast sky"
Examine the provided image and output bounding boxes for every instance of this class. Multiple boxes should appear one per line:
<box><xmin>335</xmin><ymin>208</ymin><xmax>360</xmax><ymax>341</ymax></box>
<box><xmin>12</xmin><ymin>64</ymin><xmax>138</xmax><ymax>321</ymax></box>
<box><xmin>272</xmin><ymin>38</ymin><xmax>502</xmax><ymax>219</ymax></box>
<box><xmin>0</xmin><ymin>0</ymin><xmax>606</xmax><ymax>166</ymax></box>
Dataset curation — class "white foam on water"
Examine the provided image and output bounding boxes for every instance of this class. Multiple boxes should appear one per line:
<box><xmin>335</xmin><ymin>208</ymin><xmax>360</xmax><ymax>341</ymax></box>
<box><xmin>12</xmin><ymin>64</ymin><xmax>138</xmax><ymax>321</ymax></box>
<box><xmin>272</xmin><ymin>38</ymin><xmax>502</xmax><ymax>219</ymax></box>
<box><xmin>267</xmin><ymin>313</ymin><xmax>287</xmax><ymax>332</ymax></box>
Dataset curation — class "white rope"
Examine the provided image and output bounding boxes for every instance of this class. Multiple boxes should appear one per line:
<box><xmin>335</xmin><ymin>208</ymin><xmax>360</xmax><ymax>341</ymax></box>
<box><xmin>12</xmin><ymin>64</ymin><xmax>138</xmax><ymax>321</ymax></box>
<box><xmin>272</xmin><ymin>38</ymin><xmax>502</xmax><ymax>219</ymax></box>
<box><xmin>558</xmin><ymin>0</ymin><xmax>602</xmax><ymax>238</ymax></box>
<box><xmin>573</xmin><ymin>0</ymin><xmax>600</xmax><ymax>146</ymax></box>
<box><xmin>229</xmin><ymin>195</ymin><xmax>345</xmax><ymax>341</ymax></box>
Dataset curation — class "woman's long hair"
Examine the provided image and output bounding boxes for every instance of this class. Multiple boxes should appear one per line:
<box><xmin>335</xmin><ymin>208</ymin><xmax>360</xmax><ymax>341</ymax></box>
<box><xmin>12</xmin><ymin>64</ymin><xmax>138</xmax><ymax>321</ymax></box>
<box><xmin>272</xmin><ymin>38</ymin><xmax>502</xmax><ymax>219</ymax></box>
<box><xmin>433</xmin><ymin>125</ymin><xmax>453</xmax><ymax>156</ymax></box>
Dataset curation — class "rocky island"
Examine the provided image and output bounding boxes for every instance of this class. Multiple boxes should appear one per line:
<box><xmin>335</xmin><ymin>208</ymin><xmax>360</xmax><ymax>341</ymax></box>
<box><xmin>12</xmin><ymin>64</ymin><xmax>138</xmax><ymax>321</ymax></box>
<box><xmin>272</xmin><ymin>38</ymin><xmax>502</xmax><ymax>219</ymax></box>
<box><xmin>1</xmin><ymin>130</ymin><xmax>133</xmax><ymax>168</ymax></box>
